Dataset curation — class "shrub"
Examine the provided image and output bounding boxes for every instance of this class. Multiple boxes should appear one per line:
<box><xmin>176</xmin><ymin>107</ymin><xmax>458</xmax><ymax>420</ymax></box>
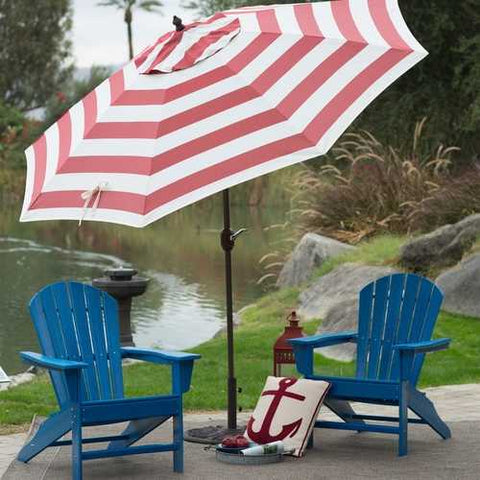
<box><xmin>291</xmin><ymin>121</ymin><xmax>460</xmax><ymax>243</ymax></box>
<box><xmin>409</xmin><ymin>166</ymin><xmax>480</xmax><ymax>232</ymax></box>
<box><xmin>0</xmin><ymin>101</ymin><xmax>29</xmax><ymax>171</ymax></box>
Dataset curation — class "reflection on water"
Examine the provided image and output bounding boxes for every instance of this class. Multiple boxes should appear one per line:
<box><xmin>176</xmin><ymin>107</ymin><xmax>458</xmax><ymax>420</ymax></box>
<box><xmin>0</xmin><ymin>200</ymin><xmax>290</xmax><ymax>374</ymax></box>
<box><xmin>133</xmin><ymin>272</ymin><xmax>223</xmax><ymax>351</ymax></box>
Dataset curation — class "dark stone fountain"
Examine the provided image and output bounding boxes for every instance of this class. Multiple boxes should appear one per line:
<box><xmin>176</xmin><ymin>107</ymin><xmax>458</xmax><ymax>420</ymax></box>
<box><xmin>92</xmin><ymin>267</ymin><xmax>149</xmax><ymax>346</ymax></box>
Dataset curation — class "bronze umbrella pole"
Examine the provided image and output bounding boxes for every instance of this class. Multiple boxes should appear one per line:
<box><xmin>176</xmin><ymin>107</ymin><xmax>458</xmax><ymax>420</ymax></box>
<box><xmin>220</xmin><ymin>189</ymin><xmax>246</xmax><ymax>430</ymax></box>
<box><xmin>184</xmin><ymin>189</ymin><xmax>245</xmax><ymax>443</ymax></box>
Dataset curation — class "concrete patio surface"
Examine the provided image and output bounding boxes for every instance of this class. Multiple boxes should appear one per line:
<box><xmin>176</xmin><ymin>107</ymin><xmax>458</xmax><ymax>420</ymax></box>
<box><xmin>2</xmin><ymin>384</ymin><xmax>480</xmax><ymax>480</ymax></box>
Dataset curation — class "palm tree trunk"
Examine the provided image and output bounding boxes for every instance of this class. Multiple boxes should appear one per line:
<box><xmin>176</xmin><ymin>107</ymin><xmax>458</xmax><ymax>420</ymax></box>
<box><xmin>248</xmin><ymin>177</ymin><xmax>265</xmax><ymax>206</ymax></box>
<box><xmin>125</xmin><ymin>7</ymin><xmax>134</xmax><ymax>60</ymax></box>
<box><xmin>127</xmin><ymin>20</ymin><xmax>133</xmax><ymax>60</ymax></box>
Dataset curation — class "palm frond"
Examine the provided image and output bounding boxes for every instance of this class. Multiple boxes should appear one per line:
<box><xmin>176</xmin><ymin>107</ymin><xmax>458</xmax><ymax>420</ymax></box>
<box><xmin>138</xmin><ymin>0</ymin><xmax>163</xmax><ymax>12</ymax></box>
<box><xmin>97</xmin><ymin>0</ymin><xmax>125</xmax><ymax>7</ymax></box>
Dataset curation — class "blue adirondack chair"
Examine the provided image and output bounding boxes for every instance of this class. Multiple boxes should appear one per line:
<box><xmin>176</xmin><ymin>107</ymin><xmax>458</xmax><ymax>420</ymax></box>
<box><xmin>289</xmin><ymin>273</ymin><xmax>451</xmax><ymax>456</ymax></box>
<box><xmin>17</xmin><ymin>281</ymin><xmax>200</xmax><ymax>480</ymax></box>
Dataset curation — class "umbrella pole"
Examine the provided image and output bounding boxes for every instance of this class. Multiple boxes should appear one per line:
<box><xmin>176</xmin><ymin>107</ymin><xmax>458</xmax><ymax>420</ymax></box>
<box><xmin>185</xmin><ymin>189</ymin><xmax>245</xmax><ymax>443</ymax></box>
<box><xmin>221</xmin><ymin>188</ymin><xmax>237</xmax><ymax>430</ymax></box>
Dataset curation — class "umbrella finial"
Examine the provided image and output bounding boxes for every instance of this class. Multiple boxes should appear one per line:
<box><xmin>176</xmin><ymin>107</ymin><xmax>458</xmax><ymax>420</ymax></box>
<box><xmin>173</xmin><ymin>16</ymin><xmax>185</xmax><ymax>32</ymax></box>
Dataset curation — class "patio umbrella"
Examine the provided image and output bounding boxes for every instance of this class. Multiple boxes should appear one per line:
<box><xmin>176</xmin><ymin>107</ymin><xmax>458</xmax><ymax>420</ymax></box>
<box><xmin>20</xmin><ymin>0</ymin><xmax>427</xmax><ymax>433</ymax></box>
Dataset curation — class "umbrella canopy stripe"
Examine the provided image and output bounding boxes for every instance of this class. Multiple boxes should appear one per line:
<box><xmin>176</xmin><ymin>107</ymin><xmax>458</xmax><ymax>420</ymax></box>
<box><xmin>59</xmin><ymin>42</ymin><xmax>398</xmax><ymax>162</ymax></box>
<box><xmin>30</xmin><ymin>46</ymin><xmax>412</xmax><ymax>211</ymax></box>
<box><xmin>110</xmin><ymin>2</ymin><xmax>407</xmax><ymax>105</ymax></box>
<box><xmin>84</xmin><ymin>40</ymin><xmax>357</xmax><ymax>142</ymax></box>
<box><xmin>30</xmin><ymin>56</ymin><xmax>412</xmax><ymax>215</ymax></box>
<box><xmin>39</xmin><ymin>45</ymin><xmax>407</xmax><ymax>180</ymax></box>
<box><xmin>86</xmin><ymin>37</ymin><xmax>326</xmax><ymax>137</ymax></box>
<box><xmin>21</xmin><ymin>0</ymin><xmax>427</xmax><ymax>228</ymax></box>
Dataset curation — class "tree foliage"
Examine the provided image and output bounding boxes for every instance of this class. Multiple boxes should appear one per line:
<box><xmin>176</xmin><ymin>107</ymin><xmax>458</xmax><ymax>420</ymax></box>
<box><xmin>0</xmin><ymin>0</ymin><xmax>73</xmax><ymax>112</ymax></box>
<box><xmin>186</xmin><ymin>0</ymin><xmax>480</xmax><ymax>156</ymax></box>
<box><xmin>360</xmin><ymin>0</ymin><xmax>480</xmax><ymax>156</ymax></box>
<box><xmin>43</xmin><ymin>66</ymin><xmax>112</xmax><ymax>129</ymax></box>
<box><xmin>0</xmin><ymin>101</ymin><xmax>28</xmax><ymax>169</ymax></box>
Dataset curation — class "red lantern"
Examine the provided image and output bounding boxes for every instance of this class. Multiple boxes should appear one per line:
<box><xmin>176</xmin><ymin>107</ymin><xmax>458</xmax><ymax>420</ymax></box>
<box><xmin>273</xmin><ymin>310</ymin><xmax>304</xmax><ymax>376</ymax></box>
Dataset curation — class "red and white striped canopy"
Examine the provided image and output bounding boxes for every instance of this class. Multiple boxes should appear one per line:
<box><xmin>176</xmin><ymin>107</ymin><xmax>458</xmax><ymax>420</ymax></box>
<box><xmin>20</xmin><ymin>0</ymin><xmax>427</xmax><ymax>228</ymax></box>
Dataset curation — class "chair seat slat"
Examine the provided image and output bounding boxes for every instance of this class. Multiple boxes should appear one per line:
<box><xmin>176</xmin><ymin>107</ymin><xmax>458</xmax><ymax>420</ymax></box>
<box><xmin>29</xmin><ymin>297</ymin><xmax>69</xmax><ymax>407</ymax></box>
<box><xmin>379</xmin><ymin>274</ymin><xmax>405</xmax><ymax>380</ymax></box>
<box><xmin>390</xmin><ymin>275</ymin><xmax>420</xmax><ymax>381</ymax></box>
<box><xmin>84</xmin><ymin>287</ymin><xmax>113</xmax><ymax>400</ymax></box>
<box><xmin>356</xmin><ymin>282</ymin><xmax>374</xmax><ymax>378</ymax></box>
<box><xmin>69</xmin><ymin>283</ymin><xmax>101</xmax><ymax>401</ymax></box>
<box><xmin>366</xmin><ymin>277</ymin><xmax>390</xmax><ymax>379</ymax></box>
<box><xmin>102</xmin><ymin>293</ymin><xmax>124</xmax><ymax>399</ymax></box>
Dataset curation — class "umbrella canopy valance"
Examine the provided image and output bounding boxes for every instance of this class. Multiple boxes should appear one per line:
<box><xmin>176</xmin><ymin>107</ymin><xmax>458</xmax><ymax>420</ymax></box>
<box><xmin>20</xmin><ymin>0</ymin><xmax>426</xmax><ymax>228</ymax></box>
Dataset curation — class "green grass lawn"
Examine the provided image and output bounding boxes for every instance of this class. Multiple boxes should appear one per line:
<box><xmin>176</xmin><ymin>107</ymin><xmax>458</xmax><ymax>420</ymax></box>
<box><xmin>1</xmin><ymin>286</ymin><xmax>479</xmax><ymax>430</ymax></box>
<box><xmin>314</xmin><ymin>235</ymin><xmax>407</xmax><ymax>278</ymax></box>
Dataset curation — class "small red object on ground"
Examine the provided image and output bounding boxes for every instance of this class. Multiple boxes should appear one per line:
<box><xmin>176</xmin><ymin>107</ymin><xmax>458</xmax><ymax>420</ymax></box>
<box><xmin>273</xmin><ymin>311</ymin><xmax>304</xmax><ymax>376</ymax></box>
<box><xmin>222</xmin><ymin>435</ymin><xmax>250</xmax><ymax>448</ymax></box>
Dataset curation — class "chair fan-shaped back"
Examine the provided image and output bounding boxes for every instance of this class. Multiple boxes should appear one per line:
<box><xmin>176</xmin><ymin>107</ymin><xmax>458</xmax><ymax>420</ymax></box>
<box><xmin>356</xmin><ymin>273</ymin><xmax>443</xmax><ymax>385</ymax></box>
<box><xmin>29</xmin><ymin>282</ymin><xmax>124</xmax><ymax>406</ymax></box>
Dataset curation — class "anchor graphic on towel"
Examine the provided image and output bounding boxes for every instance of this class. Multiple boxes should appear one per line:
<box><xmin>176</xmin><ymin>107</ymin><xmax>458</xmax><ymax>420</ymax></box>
<box><xmin>247</xmin><ymin>378</ymin><xmax>306</xmax><ymax>444</ymax></box>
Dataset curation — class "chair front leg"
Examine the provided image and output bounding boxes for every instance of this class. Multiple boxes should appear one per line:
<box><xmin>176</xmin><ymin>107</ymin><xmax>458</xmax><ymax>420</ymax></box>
<box><xmin>71</xmin><ymin>403</ymin><xmax>82</xmax><ymax>480</ymax></box>
<box><xmin>65</xmin><ymin>370</ymin><xmax>83</xmax><ymax>480</ymax></box>
<box><xmin>398</xmin><ymin>350</ymin><xmax>414</xmax><ymax>457</ymax></box>
<box><xmin>399</xmin><ymin>378</ymin><xmax>409</xmax><ymax>457</ymax></box>
<box><xmin>173</xmin><ymin>398</ymin><xmax>184</xmax><ymax>473</ymax></box>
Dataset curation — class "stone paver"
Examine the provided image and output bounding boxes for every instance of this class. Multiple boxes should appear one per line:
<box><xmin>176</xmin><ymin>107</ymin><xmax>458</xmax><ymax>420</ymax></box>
<box><xmin>1</xmin><ymin>384</ymin><xmax>479</xmax><ymax>479</ymax></box>
<box><xmin>0</xmin><ymin>434</ymin><xmax>26</xmax><ymax>478</ymax></box>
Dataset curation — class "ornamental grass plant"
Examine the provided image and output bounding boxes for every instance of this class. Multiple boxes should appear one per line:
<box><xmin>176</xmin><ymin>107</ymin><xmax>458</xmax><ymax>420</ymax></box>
<box><xmin>291</xmin><ymin>119</ymin><xmax>463</xmax><ymax>244</ymax></box>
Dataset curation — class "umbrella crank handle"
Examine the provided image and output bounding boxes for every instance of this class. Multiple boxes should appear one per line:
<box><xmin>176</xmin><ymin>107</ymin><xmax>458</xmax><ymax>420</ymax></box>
<box><xmin>231</xmin><ymin>228</ymin><xmax>246</xmax><ymax>241</ymax></box>
<box><xmin>221</xmin><ymin>228</ymin><xmax>246</xmax><ymax>251</ymax></box>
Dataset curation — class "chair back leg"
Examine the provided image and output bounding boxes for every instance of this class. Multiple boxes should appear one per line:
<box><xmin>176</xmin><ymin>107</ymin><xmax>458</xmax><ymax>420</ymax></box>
<box><xmin>17</xmin><ymin>411</ymin><xmax>71</xmax><ymax>463</ymax></box>
<box><xmin>408</xmin><ymin>388</ymin><xmax>451</xmax><ymax>440</ymax></box>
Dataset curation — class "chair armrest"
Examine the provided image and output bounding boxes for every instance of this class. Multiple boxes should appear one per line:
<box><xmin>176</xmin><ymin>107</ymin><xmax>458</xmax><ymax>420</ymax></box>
<box><xmin>394</xmin><ymin>338</ymin><xmax>451</xmax><ymax>354</ymax></box>
<box><xmin>121</xmin><ymin>347</ymin><xmax>201</xmax><ymax>364</ymax></box>
<box><xmin>121</xmin><ymin>347</ymin><xmax>200</xmax><ymax>394</ymax></box>
<box><xmin>288</xmin><ymin>331</ymin><xmax>357</xmax><ymax>349</ymax></box>
<box><xmin>20</xmin><ymin>352</ymin><xmax>88</xmax><ymax>371</ymax></box>
<box><xmin>288</xmin><ymin>332</ymin><xmax>357</xmax><ymax>377</ymax></box>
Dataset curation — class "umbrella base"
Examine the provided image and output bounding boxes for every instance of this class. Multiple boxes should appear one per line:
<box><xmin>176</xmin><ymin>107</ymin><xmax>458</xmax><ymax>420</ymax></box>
<box><xmin>184</xmin><ymin>425</ymin><xmax>246</xmax><ymax>445</ymax></box>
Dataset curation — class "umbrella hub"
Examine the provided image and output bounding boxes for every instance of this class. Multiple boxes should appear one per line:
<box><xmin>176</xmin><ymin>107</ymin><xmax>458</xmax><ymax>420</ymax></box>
<box><xmin>172</xmin><ymin>16</ymin><xmax>185</xmax><ymax>32</ymax></box>
<box><xmin>138</xmin><ymin>13</ymin><xmax>241</xmax><ymax>74</ymax></box>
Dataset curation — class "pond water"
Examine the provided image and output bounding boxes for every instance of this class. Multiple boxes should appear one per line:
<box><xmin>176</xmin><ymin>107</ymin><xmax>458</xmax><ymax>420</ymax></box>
<box><xmin>0</xmin><ymin>199</ymin><xmax>290</xmax><ymax>375</ymax></box>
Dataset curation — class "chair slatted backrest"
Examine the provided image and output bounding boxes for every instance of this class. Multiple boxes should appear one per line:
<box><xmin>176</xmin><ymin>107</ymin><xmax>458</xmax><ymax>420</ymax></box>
<box><xmin>29</xmin><ymin>282</ymin><xmax>124</xmax><ymax>407</ymax></box>
<box><xmin>356</xmin><ymin>274</ymin><xmax>443</xmax><ymax>385</ymax></box>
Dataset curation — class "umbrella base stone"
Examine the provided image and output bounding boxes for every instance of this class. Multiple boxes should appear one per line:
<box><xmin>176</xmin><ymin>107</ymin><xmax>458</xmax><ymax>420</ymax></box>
<box><xmin>184</xmin><ymin>425</ymin><xmax>246</xmax><ymax>445</ymax></box>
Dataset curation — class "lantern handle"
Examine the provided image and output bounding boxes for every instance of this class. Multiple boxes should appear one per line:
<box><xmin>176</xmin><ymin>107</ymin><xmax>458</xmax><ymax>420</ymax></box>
<box><xmin>287</xmin><ymin>310</ymin><xmax>299</xmax><ymax>325</ymax></box>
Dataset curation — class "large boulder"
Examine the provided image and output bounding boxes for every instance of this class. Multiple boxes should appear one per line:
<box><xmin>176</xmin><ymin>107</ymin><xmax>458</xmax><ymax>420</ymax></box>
<box><xmin>298</xmin><ymin>263</ymin><xmax>399</xmax><ymax>362</ymax></box>
<box><xmin>400</xmin><ymin>214</ymin><xmax>480</xmax><ymax>272</ymax></box>
<box><xmin>276</xmin><ymin>233</ymin><xmax>354</xmax><ymax>288</ymax></box>
<box><xmin>436</xmin><ymin>254</ymin><xmax>480</xmax><ymax>318</ymax></box>
<box><xmin>298</xmin><ymin>263</ymin><xmax>399</xmax><ymax>320</ymax></box>
<box><xmin>315</xmin><ymin>297</ymin><xmax>358</xmax><ymax>361</ymax></box>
